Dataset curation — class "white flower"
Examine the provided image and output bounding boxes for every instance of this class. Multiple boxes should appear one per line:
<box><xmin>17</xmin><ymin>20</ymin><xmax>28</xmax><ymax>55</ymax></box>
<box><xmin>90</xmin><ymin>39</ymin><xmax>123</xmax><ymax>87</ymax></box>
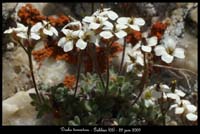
<box><xmin>141</xmin><ymin>36</ymin><xmax>158</xmax><ymax>52</ymax></box>
<box><xmin>101</xmin><ymin>23</ymin><xmax>128</xmax><ymax>39</ymax></box>
<box><xmin>170</xmin><ymin>100</ymin><xmax>197</xmax><ymax>121</ymax></box>
<box><xmin>186</xmin><ymin>113</ymin><xmax>198</xmax><ymax>121</ymax></box>
<box><xmin>58</xmin><ymin>29</ymin><xmax>79</xmax><ymax>52</ymax></box>
<box><xmin>100</xmin><ymin>31</ymin><xmax>114</xmax><ymax>39</ymax></box>
<box><xmin>151</xmin><ymin>84</ymin><xmax>170</xmax><ymax>99</ymax></box>
<box><xmin>4</xmin><ymin>23</ymin><xmax>28</xmax><ymax>39</ymax></box>
<box><xmin>125</xmin><ymin>43</ymin><xmax>144</xmax><ymax>73</ymax></box>
<box><xmin>117</xmin><ymin>17</ymin><xmax>145</xmax><ymax>31</ymax></box>
<box><xmin>83</xmin><ymin>16</ymin><xmax>112</xmax><ymax>30</ymax></box>
<box><xmin>144</xmin><ymin>99</ymin><xmax>155</xmax><ymax>108</ymax></box>
<box><xmin>75</xmin><ymin>30</ymin><xmax>89</xmax><ymax>50</ymax></box>
<box><xmin>93</xmin><ymin>8</ymin><xmax>118</xmax><ymax>20</ymax></box>
<box><xmin>154</xmin><ymin>36</ymin><xmax>185</xmax><ymax>63</ymax></box>
<box><xmin>31</xmin><ymin>20</ymin><xmax>58</xmax><ymax>37</ymax></box>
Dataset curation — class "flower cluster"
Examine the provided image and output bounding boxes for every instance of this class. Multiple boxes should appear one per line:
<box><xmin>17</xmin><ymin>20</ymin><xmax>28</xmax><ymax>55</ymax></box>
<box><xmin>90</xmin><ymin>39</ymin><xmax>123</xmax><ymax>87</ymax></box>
<box><xmin>143</xmin><ymin>83</ymin><xmax>197</xmax><ymax>122</ymax></box>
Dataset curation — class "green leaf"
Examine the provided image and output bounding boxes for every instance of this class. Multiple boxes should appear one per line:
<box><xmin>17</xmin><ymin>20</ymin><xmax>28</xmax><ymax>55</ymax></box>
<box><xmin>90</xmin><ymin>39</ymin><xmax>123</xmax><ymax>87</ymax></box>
<box><xmin>74</xmin><ymin>116</ymin><xmax>81</xmax><ymax>124</ymax></box>
<box><xmin>68</xmin><ymin>120</ymin><xmax>77</xmax><ymax>126</ymax></box>
<box><xmin>84</xmin><ymin>101</ymin><xmax>92</xmax><ymax>112</ymax></box>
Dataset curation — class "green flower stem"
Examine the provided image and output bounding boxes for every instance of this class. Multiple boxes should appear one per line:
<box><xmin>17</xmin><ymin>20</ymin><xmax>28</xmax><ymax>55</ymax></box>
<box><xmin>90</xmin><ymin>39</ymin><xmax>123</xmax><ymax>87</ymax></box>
<box><xmin>74</xmin><ymin>51</ymin><xmax>83</xmax><ymax>97</ymax></box>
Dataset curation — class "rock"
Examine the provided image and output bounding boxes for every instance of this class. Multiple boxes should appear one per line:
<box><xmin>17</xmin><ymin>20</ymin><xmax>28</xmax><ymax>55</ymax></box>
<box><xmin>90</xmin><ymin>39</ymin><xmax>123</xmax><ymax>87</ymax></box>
<box><xmin>3</xmin><ymin>88</ymin><xmax>38</xmax><ymax>125</ymax></box>
<box><xmin>38</xmin><ymin>58</ymin><xmax>74</xmax><ymax>87</ymax></box>
<box><xmin>173</xmin><ymin>32</ymin><xmax>197</xmax><ymax>73</ymax></box>
<box><xmin>3</xmin><ymin>47</ymin><xmax>33</xmax><ymax>99</ymax></box>
<box><xmin>189</xmin><ymin>8</ymin><xmax>197</xmax><ymax>23</ymax></box>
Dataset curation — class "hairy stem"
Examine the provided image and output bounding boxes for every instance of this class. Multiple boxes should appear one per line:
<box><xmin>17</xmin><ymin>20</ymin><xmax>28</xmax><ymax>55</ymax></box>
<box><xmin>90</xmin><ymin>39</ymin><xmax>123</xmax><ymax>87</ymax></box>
<box><xmin>104</xmin><ymin>42</ymin><xmax>112</xmax><ymax>96</ymax></box>
<box><xmin>27</xmin><ymin>49</ymin><xmax>42</xmax><ymax>104</ymax></box>
<box><xmin>74</xmin><ymin>51</ymin><xmax>82</xmax><ymax>97</ymax></box>
<box><xmin>119</xmin><ymin>38</ymin><xmax>126</xmax><ymax>75</ymax></box>
<box><xmin>92</xmin><ymin>44</ymin><xmax>106</xmax><ymax>90</ymax></box>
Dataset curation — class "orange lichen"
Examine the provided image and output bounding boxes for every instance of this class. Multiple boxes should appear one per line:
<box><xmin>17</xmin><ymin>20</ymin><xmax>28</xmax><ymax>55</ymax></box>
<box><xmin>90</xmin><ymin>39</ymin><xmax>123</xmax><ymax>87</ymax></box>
<box><xmin>48</xmin><ymin>15</ymin><xmax>71</xmax><ymax>27</ymax></box>
<box><xmin>18</xmin><ymin>4</ymin><xmax>46</xmax><ymax>26</ymax></box>
<box><xmin>63</xmin><ymin>75</ymin><xmax>76</xmax><ymax>89</ymax></box>
<box><xmin>151</xmin><ymin>22</ymin><xmax>168</xmax><ymax>40</ymax></box>
<box><xmin>32</xmin><ymin>39</ymin><xmax>122</xmax><ymax>74</ymax></box>
<box><xmin>32</xmin><ymin>40</ymin><xmax>78</xmax><ymax>65</ymax></box>
<box><xmin>126</xmin><ymin>30</ymin><xmax>142</xmax><ymax>45</ymax></box>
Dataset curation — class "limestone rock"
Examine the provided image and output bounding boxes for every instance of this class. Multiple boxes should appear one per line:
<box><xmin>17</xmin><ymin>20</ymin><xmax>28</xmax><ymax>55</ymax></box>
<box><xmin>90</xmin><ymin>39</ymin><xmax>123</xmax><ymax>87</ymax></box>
<box><xmin>3</xmin><ymin>88</ymin><xmax>38</xmax><ymax>125</ymax></box>
<box><xmin>38</xmin><ymin>58</ymin><xmax>74</xmax><ymax>87</ymax></box>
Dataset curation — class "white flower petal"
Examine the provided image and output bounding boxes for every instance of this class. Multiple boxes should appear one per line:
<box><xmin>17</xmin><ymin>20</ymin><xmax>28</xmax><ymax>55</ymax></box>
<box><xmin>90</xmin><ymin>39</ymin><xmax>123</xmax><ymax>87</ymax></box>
<box><xmin>61</xmin><ymin>29</ymin><xmax>73</xmax><ymax>35</ymax></box>
<box><xmin>185</xmin><ymin>104</ymin><xmax>197</xmax><ymax>113</ymax></box>
<box><xmin>136</xmin><ymin>56</ymin><xmax>144</xmax><ymax>66</ymax></box>
<box><xmin>175</xmin><ymin>107</ymin><xmax>184</xmax><ymax>114</ymax></box>
<box><xmin>43</xmin><ymin>28</ymin><xmax>53</xmax><ymax>36</ymax></box>
<box><xmin>129</xmin><ymin>24</ymin><xmax>140</xmax><ymax>31</ymax></box>
<box><xmin>181</xmin><ymin>100</ymin><xmax>191</xmax><ymax>105</ymax></box>
<box><xmin>50</xmin><ymin>26</ymin><xmax>58</xmax><ymax>36</ymax></box>
<box><xmin>161</xmin><ymin>53</ymin><xmax>174</xmax><ymax>63</ymax></box>
<box><xmin>30</xmin><ymin>33</ymin><xmax>41</xmax><ymax>40</ymax></box>
<box><xmin>115</xmin><ymin>30</ymin><xmax>127</xmax><ymax>39</ymax></box>
<box><xmin>89</xmin><ymin>22</ymin><xmax>101</xmax><ymax>30</ymax></box>
<box><xmin>116</xmin><ymin>24</ymin><xmax>128</xmax><ymax>30</ymax></box>
<box><xmin>16</xmin><ymin>23</ymin><xmax>27</xmax><ymax>29</ymax></box>
<box><xmin>100</xmin><ymin>31</ymin><xmax>113</xmax><ymax>39</ymax></box>
<box><xmin>144</xmin><ymin>99</ymin><xmax>154</xmax><ymax>108</ymax></box>
<box><xmin>83</xmin><ymin>16</ymin><xmax>94</xmax><ymax>23</ymax></box>
<box><xmin>31</xmin><ymin>22</ymin><xmax>43</xmax><ymax>32</ymax></box>
<box><xmin>167</xmin><ymin>93</ymin><xmax>181</xmax><ymax>104</ymax></box>
<box><xmin>141</xmin><ymin>45</ymin><xmax>152</xmax><ymax>52</ymax></box>
<box><xmin>4</xmin><ymin>28</ymin><xmax>13</xmax><ymax>34</ymax></box>
<box><xmin>164</xmin><ymin>37</ymin><xmax>177</xmax><ymax>50</ymax></box>
<box><xmin>103</xmin><ymin>21</ymin><xmax>113</xmax><ymax>30</ymax></box>
<box><xmin>147</xmin><ymin>36</ymin><xmax>158</xmax><ymax>46</ymax></box>
<box><xmin>16</xmin><ymin>32</ymin><xmax>28</xmax><ymax>39</ymax></box>
<box><xmin>134</xmin><ymin>18</ymin><xmax>145</xmax><ymax>26</ymax></box>
<box><xmin>175</xmin><ymin>89</ymin><xmax>185</xmax><ymax>97</ymax></box>
<box><xmin>76</xmin><ymin>39</ymin><xmax>87</xmax><ymax>50</ymax></box>
<box><xmin>133</xmin><ymin>41</ymin><xmax>141</xmax><ymax>51</ymax></box>
<box><xmin>186</xmin><ymin>113</ymin><xmax>197</xmax><ymax>121</ymax></box>
<box><xmin>63</xmin><ymin>41</ymin><xmax>74</xmax><ymax>52</ymax></box>
<box><xmin>173</xmin><ymin>48</ymin><xmax>185</xmax><ymax>59</ymax></box>
<box><xmin>169</xmin><ymin>104</ymin><xmax>178</xmax><ymax>110</ymax></box>
<box><xmin>154</xmin><ymin>45</ymin><xmax>166</xmax><ymax>56</ymax></box>
<box><xmin>107</xmin><ymin>11</ymin><xmax>118</xmax><ymax>20</ymax></box>
<box><xmin>126</xmin><ymin>64</ymin><xmax>134</xmax><ymax>72</ymax></box>
<box><xmin>117</xmin><ymin>17</ymin><xmax>129</xmax><ymax>25</ymax></box>
<box><xmin>58</xmin><ymin>37</ymin><xmax>67</xmax><ymax>47</ymax></box>
<box><xmin>72</xmin><ymin>30</ymin><xmax>81</xmax><ymax>37</ymax></box>
<box><xmin>160</xmin><ymin>84</ymin><xmax>170</xmax><ymax>92</ymax></box>
<box><xmin>42</xmin><ymin>20</ymin><xmax>48</xmax><ymax>25</ymax></box>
